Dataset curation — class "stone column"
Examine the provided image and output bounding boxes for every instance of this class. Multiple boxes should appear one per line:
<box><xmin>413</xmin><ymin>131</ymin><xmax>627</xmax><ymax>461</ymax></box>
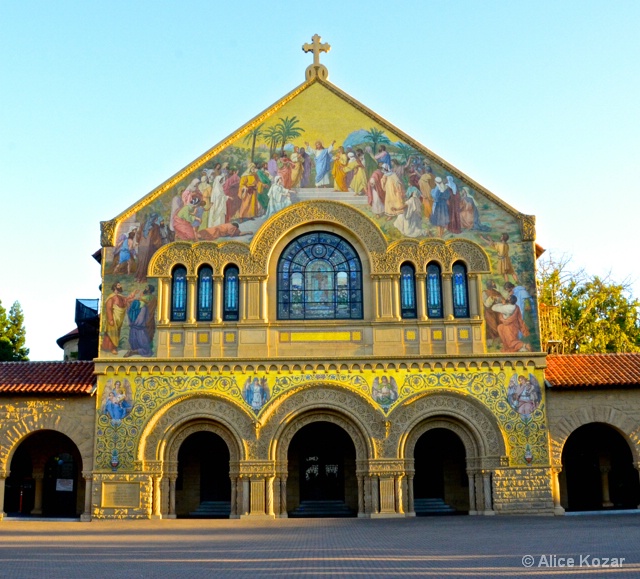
<box><xmin>0</xmin><ymin>473</ymin><xmax>6</xmax><ymax>520</ymax></box>
<box><xmin>31</xmin><ymin>473</ymin><xmax>44</xmax><ymax>515</ymax></box>
<box><xmin>213</xmin><ymin>275</ymin><xmax>224</xmax><ymax>323</ymax></box>
<box><xmin>266</xmin><ymin>476</ymin><xmax>274</xmax><ymax>516</ymax></box>
<box><xmin>406</xmin><ymin>474</ymin><xmax>415</xmax><ymax>516</ymax></box>
<box><xmin>81</xmin><ymin>473</ymin><xmax>93</xmax><ymax>522</ymax></box>
<box><xmin>152</xmin><ymin>476</ymin><xmax>162</xmax><ymax>518</ymax></box>
<box><xmin>186</xmin><ymin>275</ymin><xmax>197</xmax><ymax>324</ymax></box>
<box><xmin>468</xmin><ymin>274</ymin><xmax>480</xmax><ymax>318</ymax></box>
<box><xmin>600</xmin><ymin>466</ymin><xmax>614</xmax><ymax>508</ymax></box>
<box><xmin>551</xmin><ymin>467</ymin><xmax>565</xmax><ymax>515</ymax></box>
<box><xmin>230</xmin><ymin>476</ymin><xmax>238</xmax><ymax>518</ymax></box>
<box><xmin>280</xmin><ymin>476</ymin><xmax>288</xmax><ymax>518</ymax></box>
<box><xmin>442</xmin><ymin>273</ymin><xmax>454</xmax><ymax>319</ymax></box>
<box><xmin>364</xmin><ymin>476</ymin><xmax>372</xmax><ymax>515</ymax></box>
<box><xmin>415</xmin><ymin>274</ymin><xmax>427</xmax><ymax>321</ymax></box>
<box><xmin>242</xmin><ymin>478</ymin><xmax>250</xmax><ymax>516</ymax></box>
<box><xmin>272</xmin><ymin>477</ymin><xmax>280</xmax><ymax>516</ymax></box>
<box><xmin>467</xmin><ymin>470</ymin><xmax>477</xmax><ymax>515</ymax></box>
<box><xmin>482</xmin><ymin>470</ymin><xmax>494</xmax><ymax>515</ymax></box>
<box><xmin>167</xmin><ymin>475</ymin><xmax>177</xmax><ymax>519</ymax></box>
<box><xmin>159</xmin><ymin>278</ymin><xmax>170</xmax><ymax>324</ymax></box>
<box><xmin>371</xmin><ymin>475</ymin><xmax>380</xmax><ymax>514</ymax></box>
<box><xmin>356</xmin><ymin>474</ymin><xmax>365</xmax><ymax>517</ymax></box>
<box><xmin>395</xmin><ymin>475</ymin><xmax>404</xmax><ymax>515</ymax></box>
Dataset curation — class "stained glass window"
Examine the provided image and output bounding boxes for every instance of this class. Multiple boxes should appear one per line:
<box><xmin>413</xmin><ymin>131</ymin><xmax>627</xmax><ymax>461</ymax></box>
<box><xmin>223</xmin><ymin>265</ymin><xmax>240</xmax><ymax>321</ymax></box>
<box><xmin>277</xmin><ymin>231</ymin><xmax>363</xmax><ymax>320</ymax></box>
<box><xmin>452</xmin><ymin>262</ymin><xmax>470</xmax><ymax>318</ymax></box>
<box><xmin>426</xmin><ymin>262</ymin><xmax>443</xmax><ymax>319</ymax></box>
<box><xmin>400</xmin><ymin>263</ymin><xmax>417</xmax><ymax>319</ymax></box>
<box><xmin>171</xmin><ymin>265</ymin><xmax>187</xmax><ymax>321</ymax></box>
<box><xmin>197</xmin><ymin>266</ymin><xmax>214</xmax><ymax>321</ymax></box>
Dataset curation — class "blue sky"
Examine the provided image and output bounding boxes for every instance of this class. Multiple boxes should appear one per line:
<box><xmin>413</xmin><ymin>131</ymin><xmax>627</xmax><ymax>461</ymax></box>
<box><xmin>1</xmin><ymin>1</ymin><xmax>638</xmax><ymax>360</ymax></box>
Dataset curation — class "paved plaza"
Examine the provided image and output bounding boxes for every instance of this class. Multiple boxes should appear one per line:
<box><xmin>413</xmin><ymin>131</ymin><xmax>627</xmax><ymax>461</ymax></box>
<box><xmin>0</xmin><ymin>515</ymin><xmax>639</xmax><ymax>578</ymax></box>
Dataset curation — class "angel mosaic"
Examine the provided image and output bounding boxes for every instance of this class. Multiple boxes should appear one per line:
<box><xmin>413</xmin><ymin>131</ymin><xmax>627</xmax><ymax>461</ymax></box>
<box><xmin>100</xmin><ymin>378</ymin><xmax>134</xmax><ymax>422</ymax></box>
<box><xmin>507</xmin><ymin>374</ymin><xmax>541</xmax><ymax>419</ymax></box>
<box><xmin>242</xmin><ymin>376</ymin><xmax>270</xmax><ymax>413</ymax></box>
<box><xmin>371</xmin><ymin>375</ymin><xmax>399</xmax><ymax>408</ymax></box>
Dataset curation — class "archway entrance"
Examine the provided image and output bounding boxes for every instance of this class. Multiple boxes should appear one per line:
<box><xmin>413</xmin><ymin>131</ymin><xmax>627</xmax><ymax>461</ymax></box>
<box><xmin>175</xmin><ymin>431</ymin><xmax>231</xmax><ymax>518</ymax></box>
<box><xmin>561</xmin><ymin>423</ymin><xmax>640</xmax><ymax>512</ymax></box>
<box><xmin>4</xmin><ymin>431</ymin><xmax>82</xmax><ymax>518</ymax></box>
<box><xmin>413</xmin><ymin>428</ymin><xmax>469</xmax><ymax>515</ymax></box>
<box><xmin>287</xmin><ymin>421</ymin><xmax>357</xmax><ymax>517</ymax></box>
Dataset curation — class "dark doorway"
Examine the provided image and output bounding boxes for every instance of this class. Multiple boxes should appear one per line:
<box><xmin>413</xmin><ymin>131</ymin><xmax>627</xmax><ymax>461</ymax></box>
<box><xmin>287</xmin><ymin>421</ymin><xmax>357</xmax><ymax>517</ymax></box>
<box><xmin>4</xmin><ymin>431</ymin><xmax>82</xmax><ymax>518</ymax></box>
<box><xmin>413</xmin><ymin>428</ymin><xmax>469</xmax><ymax>515</ymax></box>
<box><xmin>561</xmin><ymin>423</ymin><xmax>640</xmax><ymax>512</ymax></box>
<box><xmin>176</xmin><ymin>431</ymin><xmax>231</xmax><ymax>518</ymax></box>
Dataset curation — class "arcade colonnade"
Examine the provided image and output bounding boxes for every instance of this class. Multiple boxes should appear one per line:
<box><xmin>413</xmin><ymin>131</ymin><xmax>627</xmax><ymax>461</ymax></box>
<box><xmin>127</xmin><ymin>386</ymin><xmax>507</xmax><ymax>519</ymax></box>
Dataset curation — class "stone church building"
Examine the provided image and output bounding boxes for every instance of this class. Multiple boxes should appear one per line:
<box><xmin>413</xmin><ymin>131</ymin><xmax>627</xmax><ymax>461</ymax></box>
<box><xmin>1</xmin><ymin>39</ymin><xmax>639</xmax><ymax>521</ymax></box>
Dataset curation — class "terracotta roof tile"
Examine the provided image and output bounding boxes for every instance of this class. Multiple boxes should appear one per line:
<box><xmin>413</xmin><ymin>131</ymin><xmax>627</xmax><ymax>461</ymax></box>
<box><xmin>0</xmin><ymin>361</ymin><xmax>95</xmax><ymax>395</ymax></box>
<box><xmin>546</xmin><ymin>354</ymin><xmax>640</xmax><ymax>388</ymax></box>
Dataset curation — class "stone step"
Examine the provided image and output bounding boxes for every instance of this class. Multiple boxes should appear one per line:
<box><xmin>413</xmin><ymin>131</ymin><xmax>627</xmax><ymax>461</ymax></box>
<box><xmin>414</xmin><ymin>497</ymin><xmax>458</xmax><ymax>516</ymax></box>
<box><xmin>289</xmin><ymin>499</ymin><xmax>356</xmax><ymax>518</ymax></box>
<box><xmin>188</xmin><ymin>501</ymin><xmax>231</xmax><ymax>518</ymax></box>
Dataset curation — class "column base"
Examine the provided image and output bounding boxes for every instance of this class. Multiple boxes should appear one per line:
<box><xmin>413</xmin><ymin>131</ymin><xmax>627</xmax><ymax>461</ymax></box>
<box><xmin>278</xmin><ymin>513</ymin><xmax>288</xmax><ymax>519</ymax></box>
<box><xmin>31</xmin><ymin>509</ymin><xmax>43</xmax><ymax>516</ymax></box>
<box><xmin>150</xmin><ymin>514</ymin><xmax>162</xmax><ymax>519</ymax></box>
<box><xmin>80</xmin><ymin>513</ymin><xmax>92</xmax><ymax>522</ymax></box>
<box><xmin>164</xmin><ymin>514</ymin><xmax>177</xmax><ymax>519</ymax></box>
<box><xmin>483</xmin><ymin>510</ymin><xmax>496</xmax><ymax>516</ymax></box>
<box><xmin>405</xmin><ymin>512</ymin><xmax>416</xmax><ymax>517</ymax></box>
<box><xmin>239</xmin><ymin>514</ymin><xmax>275</xmax><ymax>519</ymax></box>
<box><xmin>370</xmin><ymin>512</ymin><xmax>405</xmax><ymax>518</ymax></box>
<box><xmin>468</xmin><ymin>510</ymin><xmax>478</xmax><ymax>516</ymax></box>
<box><xmin>554</xmin><ymin>506</ymin><xmax>566</xmax><ymax>516</ymax></box>
<box><xmin>0</xmin><ymin>512</ymin><xmax>5</xmax><ymax>521</ymax></box>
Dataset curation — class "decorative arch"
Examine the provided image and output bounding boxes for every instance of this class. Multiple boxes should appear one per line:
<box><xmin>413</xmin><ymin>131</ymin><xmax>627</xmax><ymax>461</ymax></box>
<box><xmin>550</xmin><ymin>405</ymin><xmax>640</xmax><ymax>467</ymax></box>
<box><xmin>404</xmin><ymin>418</ymin><xmax>481</xmax><ymax>464</ymax></box>
<box><xmin>389</xmin><ymin>390</ymin><xmax>507</xmax><ymax>463</ymax></box>
<box><xmin>138</xmin><ymin>394</ymin><xmax>253</xmax><ymax>464</ymax></box>
<box><xmin>374</xmin><ymin>238</ymin><xmax>490</xmax><ymax>274</ymax></box>
<box><xmin>258</xmin><ymin>385</ymin><xmax>382</xmax><ymax>461</ymax></box>
<box><xmin>251</xmin><ymin>200</ymin><xmax>388</xmax><ymax>272</ymax></box>
<box><xmin>0</xmin><ymin>411</ymin><xmax>94</xmax><ymax>475</ymax></box>
<box><xmin>165</xmin><ymin>420</ymin><xmax>241</xmax><ymax>466</ymax></box>
<box><xmin>272</xmin><ymin>410</ymin><xmax>371</xmax><ymax>468</ymax></box>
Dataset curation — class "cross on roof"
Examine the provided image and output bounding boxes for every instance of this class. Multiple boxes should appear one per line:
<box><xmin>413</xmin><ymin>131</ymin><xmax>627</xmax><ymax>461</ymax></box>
<box><xmin>302</xmin><ymin>34</ymin><xmax>330</xmax><ymax>80</ymax></box>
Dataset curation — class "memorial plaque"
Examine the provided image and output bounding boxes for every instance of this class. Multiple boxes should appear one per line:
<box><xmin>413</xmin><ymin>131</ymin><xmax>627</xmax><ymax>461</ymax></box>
<box><xmin>102</xmin><ymin>482</ymin><xmax>140</xmax><ymax>508</ymax></box>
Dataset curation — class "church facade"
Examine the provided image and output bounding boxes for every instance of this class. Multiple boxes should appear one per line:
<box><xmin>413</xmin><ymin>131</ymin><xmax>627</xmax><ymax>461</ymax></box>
<box><xmin>1</xmin><ymin>40</ymin><xmax>638</xmax><ymax>521</ymax></box>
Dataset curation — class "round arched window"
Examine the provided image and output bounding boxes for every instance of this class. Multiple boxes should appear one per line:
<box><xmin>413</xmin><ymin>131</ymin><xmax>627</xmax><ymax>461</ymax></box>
<box><xmin>277</xmin><ymin>232</ymin><xmax>363</xmax><ymax>320</ymax></box>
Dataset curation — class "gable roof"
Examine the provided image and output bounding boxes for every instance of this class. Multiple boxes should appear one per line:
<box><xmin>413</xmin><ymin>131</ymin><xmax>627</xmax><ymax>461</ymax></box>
<box><xmin>546</xmin><ymin>354</ymin><xmax>640</xmax><ymax>388</ymax></box>
<box><xmin>0</xmin><ymin>361</ymin><xmax>95</xmax><ymax>395</ymax></box>
<box><xmin>100</xmin><ymin>76</ymin><xmax>534</xmax><ymax>247</ymax></box>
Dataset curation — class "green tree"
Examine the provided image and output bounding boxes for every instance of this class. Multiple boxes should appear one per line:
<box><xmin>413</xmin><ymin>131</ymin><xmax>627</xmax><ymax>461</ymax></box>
<box><xmin>397</xmin><ymin>142</ymin><xmax>417</xmax><ymax>164</ymax></box>
<box><xmin>0</xmin><ymin>299</ymin><xmax>29</xmax><ymax>361</ymax></box>
<box><xmin>364</xmin><ymin>127</ymin><xmax>391</xmax><ymax>153</ymax></box>
<box><xmin>274</xmin><ymin>116</ymin><xmax>305</xmax><ymax>155</ymax></box>
<box><xmin>537</xmin><ymin>256</ymin><xmax>640</xmax><ymax>354</ymax></box>
<box><xmin>263</xmin><ymin>126</ymin><xmax>280</xmax><ymax>158</ymax></box>
<box><xmin>242</xmin><ymin>123</ymin><xmax>264</xmax><ymax>163</ymax></box>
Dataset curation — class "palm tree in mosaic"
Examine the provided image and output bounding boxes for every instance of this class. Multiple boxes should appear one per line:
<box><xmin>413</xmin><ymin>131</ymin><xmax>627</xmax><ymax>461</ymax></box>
<box><xmin>243</xmin><ymin>123</ymin><xmax>264</xmax><ymax>163</ymax></box>
<box><xmin>275</xmin><ymin>116</ymin><xmax>305</xmax><ymax>155</ymax></box>
<box><xmin>397</xmin><ymin>142</ymin><xmax>418</xmax><ymax>164</ymax></box>
<box><xmin>263</xmin><ymin>125</ymin><xmax>280</xmax><ymax>158</ymax></box>
<box><xmin>364</xmin><ymin>127</ymin><xmax>390</xmax><ymax>154</ymax></box>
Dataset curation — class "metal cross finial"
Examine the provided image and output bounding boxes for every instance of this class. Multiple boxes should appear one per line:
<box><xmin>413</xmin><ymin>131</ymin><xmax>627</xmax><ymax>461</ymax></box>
<box><xmin>302</xmin><ymin>34</ymin><xmax>331</xmax><ymax>80</ymax></box>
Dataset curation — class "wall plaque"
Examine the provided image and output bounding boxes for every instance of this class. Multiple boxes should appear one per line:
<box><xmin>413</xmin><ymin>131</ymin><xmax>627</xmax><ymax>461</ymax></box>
<box><xmin>102</xmin><ymin>482</ymin><xmax>140</xmax><ymax>508</ymax></box>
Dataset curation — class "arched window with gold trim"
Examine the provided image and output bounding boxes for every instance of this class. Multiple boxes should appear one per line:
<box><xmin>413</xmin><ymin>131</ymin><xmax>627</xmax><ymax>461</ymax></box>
<box><xmin>452</xmin><ymin>262</ymin><xmax>470</xmax><ymax>318</ymax></box>
<box><xmin>223</xmin><ymin>265</ymin><xmax>240</xmax><ymax>321</ymax></box>
<box><xmin>171</xmin><ymin>265</ymin><xmax>187</xmax><ymax>322</ymax></box>
<box><xmin>277</xmin><ymin>231</ymin><xmax>363</xmax><ymax>320</ymax></box>
<box><xmin>400</xmin><ymin>263</ymin><xmax>417</xmax><ymax>319</ymax></box>
<box><xmin>197</xmin><ymin>265</ymin><xmax>214</xmax><ymax>321</ymax></box>
<box><xmin>426</xmin><ymin>262</ymin><xmax>443</xmax><ymax>319</ymax></box>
